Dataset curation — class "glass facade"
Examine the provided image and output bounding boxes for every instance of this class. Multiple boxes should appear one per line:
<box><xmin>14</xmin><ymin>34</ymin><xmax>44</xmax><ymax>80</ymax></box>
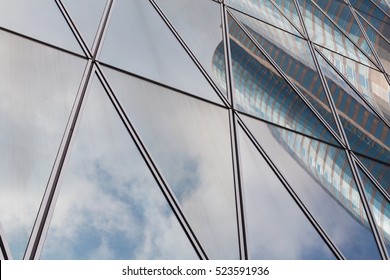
<box><xmin>0</xmin><ymin>0</ymin><xmax>389</xmax><ymax>260</ymax></box>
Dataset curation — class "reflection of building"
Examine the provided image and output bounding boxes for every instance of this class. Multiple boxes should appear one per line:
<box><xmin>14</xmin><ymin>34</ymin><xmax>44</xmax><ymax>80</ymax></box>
<box><xmin>0</xmin><ymin>0</ymin><xmax>389</xmax><ymax>260</ymax></box>
<box><xmin>212</xmin><ymin>15</ymin><xmax>390</xmax><ymax>249</ymax></box>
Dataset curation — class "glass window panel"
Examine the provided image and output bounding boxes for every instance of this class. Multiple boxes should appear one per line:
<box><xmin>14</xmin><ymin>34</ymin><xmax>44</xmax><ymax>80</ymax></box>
<box><xmin>0</xmin><ymin>30</ymin><xmax>87</xmax><ymax>259</ymax></box>
<box><xmin>312</xmin><ymin>0</ymin><xmax>378</xmax><ymax>64</ymax></box>
<box><xmin>225</xmin><ymin>0</ymin><xmax>301</xmax><ymax>36</ymax></box>
<box><xmin>240</xmin><ymin>114</ymin><xmax>382</xmax><ymax>259</ymax></box>
<box><xmin>316</xmin><ymin>46</ymin><xmax>390</xmax><ymax>122</ymax></box>
<box><xmin>230</xmin><ymin>9</ymin><xmax>341</xmax><ymax>138</ymax></box>
<box><xmin>62</xmin><ymin>0</ymin><xmax>107</xmax><ymax>49</ymax></box>
<box><xmin>155</xmin><ymin>0</ymin><xmax>227</xmax><ymax>98</ymax></box>
<box><xmin>350</xmin><ymin>0</ymin><xmax>390</xmax><ymax>41</ymax></box>
<box><xmin>272</xmin><ymin>0</ymin><xmax>304</xmax><ymax>33</ymax></box>
<box><xmin>355</xmin><ymin>12</ymin><xmax>390</xmax><ymax>74</ymax></box>
<box><xmin>40</xmin><ymin>76</ymin><xmax>198</xmax><ymax>260</ymax></box>
<box><xmin>102</xmin><ymin>66</ymin><xmax>239</xmax><ymax>259</ymax></box>
<box><xmin>99</xmin><ymin>0</ymin><xmax>222</xmax><ymax>105</ymax></box>
<box><xmin>238</xmin><ymin>127</ymin><xmax>336</xmax><ymax>259</ymax></box>
<box><xmin>358</xmin><ymin>167</ymin><xmax>390</xmax><ymax>254</ymax></box>
<box><xmin>0</xmin><ymin>0</ymin><xmax>82</xmax><ymax>54</ymax></box>
<box><xmin>297</xmin><ymin>0</ymin><xmax>378</xmax><ymax>68</ymax></box>
<box><xmin>370</xmin><ymin>0</ymin><xmax>390</xmax><ymax>14</ymax></box>
<box><xmin>358</xmin><ymin>155</ymin><xmax>390</xmax><ymax>196</ymax></box>
<box><xmin>316</xmin><ymin>52</ymin><xmax>390</xmax><ymax>165</ymax></box>
<box><xmin>227</xmin><ymin>14</ymin><xmax>339</xmax><ymax>145</ymax></box>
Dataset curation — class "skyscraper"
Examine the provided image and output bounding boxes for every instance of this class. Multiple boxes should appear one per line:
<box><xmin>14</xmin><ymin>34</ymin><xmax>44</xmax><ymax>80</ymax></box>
<box><xmin>0</xmin><ymin>0</ymin><xmax>389</xmax><ymax>260</ymax></box>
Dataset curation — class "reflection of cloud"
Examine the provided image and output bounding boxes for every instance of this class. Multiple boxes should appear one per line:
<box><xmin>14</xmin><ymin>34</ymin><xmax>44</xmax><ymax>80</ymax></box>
<box><xmin>0</xmin><ymin>31</ymin><xmax>86</xmax><ymax>259</ymax></box>
<box><xmin>0</xmin><ymin>0</ymin><xmax>81</xmax><ymax>53</ymax></box>
<box><xmin>102</xmin><ymin>66</ymin><xmax>239</xmax><ymax>259</ymax></box>
<box><xmin>239</xmin><ymin>132</ymin><xmax>334</xmax><ymax>259</ymax></box>
<box><xmin>241</xmin><ymin>116</ymin><xmax>384</xmax><ymax>259</ymax></box>
<box><xmin>40</xmin><ymin>78</ymin><xmax>197</xmax><ymax>260</ymax></box>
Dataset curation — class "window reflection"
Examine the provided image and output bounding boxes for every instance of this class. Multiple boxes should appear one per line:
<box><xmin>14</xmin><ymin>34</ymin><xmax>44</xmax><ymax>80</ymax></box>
<box><xmin>241</xmin><ymin>114</ymin><xmax>384</xmax><ymax>259</ymax></box>
<box><xmin>102</xmin><ymin>66</ymin><xmax>239</xmax><ymax>259</ymax></box>
<box><xmin>0</xmin><ymin>30</ymin><xmax>86</xmax><ymax>259</ymax></box>
<box><xmin>239</xmin><ymin>128</ymin><xmax>336</xmax><ymax>259</ymax></box>
<box><xmin>214</xmin><ymin>14</ymin><xmax>340</xmax><ymax>144</ymax></box>
<box><xmin>41</xmin><ymin>76</ymin><xmax>198</xmax><ymax>260</ymax></box>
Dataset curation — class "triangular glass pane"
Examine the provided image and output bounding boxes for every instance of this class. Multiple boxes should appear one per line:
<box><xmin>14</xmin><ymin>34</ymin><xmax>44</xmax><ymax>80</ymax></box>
<box><xmin>62</xmin><ymin>0</ymin><xmax>107</xmax><ymax>49</ymax></box>
<box><xmin>230</xmin><ymin>9</ymin><xmax>341</xmax><ymax>138</ymax></box>
<box><xmin>102</xmin><ymin>66</ymin><xmax>239</xmax><ymax>259</ymax></box>
<box><xmin>100</xmin><ymin>0</ymin><xmax>222</xmax><ymax>105</ymax></box>
<box><xmin>0</xmin><ymin>0</ymin><xmax>82</xmax><ymax>54</ymax></box>
<box><xmin>227</xmin><ymin>14</ymin><xmax>339</xmax><ymax>145</ymax></box>
<box><xmin>350</xmin><ymin>0</ymin><xmax>390</xmax><ymax>41</ymax></box>
<box><xmin>271</xmin><ymin>0</ymin><xmax>304</xmax><ymax>33</ymax></box>
<box><xmin>357</xmin><ymin>155</ymin><xmax>390</xmax><ymax>196</ymax></box>
<box><xmin>311</xmin><ymin>0</ymin><xmax>378</xmax><ymax>65</ymax></box>
<box><xmin>370</xmin><ymin>0</ymin><xmax>390</xmax><ymax>14</ymax></box>
<box><xmin>358</xmin><ymin>167</ymin><xmax>390</xmax><ymax>254</ymax></box>
<box><xmin>297</xmin><ymin>0</ymin><xmax>377</xmax><ymax>68</ymax></box>
<box><xmin>225</xmin><ymin>0</ymin><xmax>301</xmax><ymax>36</ymax></box>
<box><xmin>154</xmin><ymin>0</ymin><xmax>227</xmax><ymax>98</ymax></box>
<box><xmin>355</xmin><ymin>12</ymin><xmax>390</xmax><ymax>74</ymax></box>
<box><xmin>40</xmin><ymin>76</ymin><xmax>198</xmax><ymax>260</ymax></box>
<box><xmin>0</xmin><ymin>30</ymin><xmax>87</xmax><ymax>259</ymax></box>
<box><xmin>240</xmin><ymin>113</ymin><xmax>382</xmax><ymax>259</ymax></box>
<box><xmin>316</xmin><ymin>53</ymin><xmax>390</xmax><ymax>164</ymax></box>
<box><xmin>238</xmin><ymin>127</ymin><xmax>336</xmax><ymax>259</ymax></box>
<box><xmin>316</xmin><ymin>45</ymin><xmax>390</xmax><ymax>122</ymax></box>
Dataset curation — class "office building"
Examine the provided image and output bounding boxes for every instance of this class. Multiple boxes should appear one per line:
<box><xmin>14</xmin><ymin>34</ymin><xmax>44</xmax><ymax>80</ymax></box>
<box><xmin>0</xmin><ymin>0</ymin><xmax>389</xmax><ymax>260</ymax></box>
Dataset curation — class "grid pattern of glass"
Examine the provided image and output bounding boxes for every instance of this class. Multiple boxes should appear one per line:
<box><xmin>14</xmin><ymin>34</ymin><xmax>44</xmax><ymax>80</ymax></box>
<box><xmin>0</xmin><ymin>0</ymin><xmax>389</xmax><ymax>260</ymax></box>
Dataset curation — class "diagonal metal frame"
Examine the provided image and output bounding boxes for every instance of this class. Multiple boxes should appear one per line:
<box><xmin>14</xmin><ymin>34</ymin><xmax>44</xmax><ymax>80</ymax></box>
<box><xmin>150</xmin><ymin>0</ymin><xmax>230</xmax><ymax>108</ymax></box>
<box><xmin>95</xmin><ymin>64</ymin><xmax>208</xmax><ymax>259</ymax></box>
<box><xmin>227</xmin><ymin>7</ymin><xmax>346</xmax><ymax>147</ymax></box>
<box><xmin>295</xmin><ymin>0</ymin><xmax>390</xmax><ymax>260</ymax></box>
<box><xmin>236</xmin><ymin>114</ymin><xmax>345</xmax><ymax>259</ymax></box>
<box><xmin>222</xmin><ymin>1</ymin><xmax>248</xmax><ymax>260</ymax></box>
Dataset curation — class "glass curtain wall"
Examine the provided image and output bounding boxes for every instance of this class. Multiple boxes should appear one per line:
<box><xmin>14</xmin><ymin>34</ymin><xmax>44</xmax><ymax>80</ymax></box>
<box><xmin>0</xmin><ymin>0</ymin><xmax>389</xmax><ymax>260</ymax></box>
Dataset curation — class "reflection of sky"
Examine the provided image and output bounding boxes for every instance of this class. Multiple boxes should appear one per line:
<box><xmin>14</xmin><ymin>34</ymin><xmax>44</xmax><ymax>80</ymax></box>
<box><xmin>61</xmin><ymin>0</ymin><xmax>107</xmax><ymax>49</ymax></box>
<box><xmin>155</xmin><ymin>0</ymin><xmax>227</xmax><ymax>96</ymax></box>
<box><xmin>0</xmin><ymin>0</ymin><xmax>82</xmax><ymax>54</ymax></box>
<box><xmin>239</xmin><ymin>129</ymin><xmax>336</xmax><ymax>259</ymax></box>
<box><xmin>41</xmin><ymin>77</ymin><xmax>198</xmax><ymax>260</ymax></box>
<box><xmin>0</xmin><ymin>30</ymin><xmax>86</xmax><ymax>259</ymax></box>
<box><xmin>241</xmin><ymin>115</ymin><xmax>382</xmax><ymax>259</ymax></box>
<box><xmin>210</xmin><ymin>12</ymin><xmax>388</xmax><ymax>257</ymax></box>
<box><xmin>102</xmin><ymin>66</ymin><xmax>240</xmax><ymax>259</ymax></box>
<box><xmin>99</xmin><ymin>0</ymin><xmax>222</xmax><ymax>104</ymax></box>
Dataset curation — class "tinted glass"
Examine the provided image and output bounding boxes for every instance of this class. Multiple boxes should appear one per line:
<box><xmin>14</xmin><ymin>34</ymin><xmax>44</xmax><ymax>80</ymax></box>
<box><xmin>102</xmin><ymin>66</ymin><xmax>239</xmax><ymax>259</ymax></box>
<box><xmin>239</xmin><ymin>127</ymin><xmax>336</xmax><ymax>259</ymax></box>
<box><xmin>316</xmin><ymin>53</ymin><xmax>390</xmax><ymax>164</ymax></box>
<box><xmin>225</xmin><ymin>0</ymin><xmax>301</xmax><ymax>36</ymax></box>
<box><xmin>0</xmin><ymin>30</ymin><xmax>86</xmax><ymax>259</ymax></box>
<box><xmin>358</xmin><ymin>167</ymin><xmax>390</xmax><ymax>254</ymax></box>
<box><xmin>350</xmin><ymin>0</ymin><xmax>390</xmax><ymax>41</ymax></box>
<box><xmin>62</xmin><ymin>0</ymin><xmax>107</xmax><ymax>49</ymax></box>
<box><xmin>297</xmin><ymin>0</ymin><xmax>377</xmax><ymax>67</ymax></box>
<box><xmin>100</xmin><ymin>0</ymin><xmax>223</xmax><ymax>104</ymax></box>
<box><xmin>155</xmin><ymin>0</ymin><xmax>227</xmax><ymax>98</ymax></box>
<box><xmin>41</xmin><ymin>76</ymin><xmax>198</xmax><ymax>260</ymax></box>
<box><xmin>240</xmin><ymin>114</ymin><xmax>382</xmax><ymax>259</ymax></box>
<box><xmin>312</xmin><ymin>0</ymin><xmax>377</xmax><ymax>63</ymax></box>
<box><xmin>272</xmin><ymin>0</ymin><xmax>304</xmax><ymax>33</ymax></box>
<box><xmin>316</xmin><ymin>46</ymin><xmax>390</xmax><ymax>122</ymax></box>
<box><xmin>358</xmin><ymin>155</ymin><xmax>390</xmax><ymax>196</ymax></box>
<box><xmin>0</xmin><ymin>0</ymin><xmax>82</xmax><ymax>54</ymax></box>
<box><xmin>230</xmin><ymin>9</ymin><xmax>341</xmax><ymax>137</ymax></box>
<box><xmin>227</xmin><ymin>14</ymin><xmax>339</xmax><ymax>145</ymax></box>
<box><xmin>356</xmin><ymin>12</ymin><xmax>390</xmax><ymax>74</ymax></box>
